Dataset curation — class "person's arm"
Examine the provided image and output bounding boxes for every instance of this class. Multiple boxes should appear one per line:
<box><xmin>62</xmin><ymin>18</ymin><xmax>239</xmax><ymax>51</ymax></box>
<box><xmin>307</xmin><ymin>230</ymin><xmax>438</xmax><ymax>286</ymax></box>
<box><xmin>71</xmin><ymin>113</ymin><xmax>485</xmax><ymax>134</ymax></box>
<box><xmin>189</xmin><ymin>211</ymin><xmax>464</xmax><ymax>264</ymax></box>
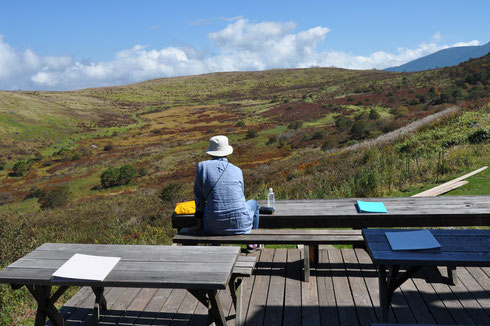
<box><xmin>194</xmin><ymin>163</ymin><xmax>205</xmax><ymax>213</ymax></box>
<box><xmin>239</xmin><ymin>168</ymin><xmax>245</xmax><ymax>194</ymax></box>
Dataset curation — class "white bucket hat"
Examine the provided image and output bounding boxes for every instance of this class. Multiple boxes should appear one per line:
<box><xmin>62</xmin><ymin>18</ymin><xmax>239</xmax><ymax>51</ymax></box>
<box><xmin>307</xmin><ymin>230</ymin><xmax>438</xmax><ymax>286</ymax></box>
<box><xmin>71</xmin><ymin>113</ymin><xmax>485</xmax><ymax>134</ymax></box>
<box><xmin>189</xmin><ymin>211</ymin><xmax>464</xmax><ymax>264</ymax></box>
<box><xmin>206</xmin><ymin>135</ymin><xmax>233</xmax><ymax>157</ymax></box>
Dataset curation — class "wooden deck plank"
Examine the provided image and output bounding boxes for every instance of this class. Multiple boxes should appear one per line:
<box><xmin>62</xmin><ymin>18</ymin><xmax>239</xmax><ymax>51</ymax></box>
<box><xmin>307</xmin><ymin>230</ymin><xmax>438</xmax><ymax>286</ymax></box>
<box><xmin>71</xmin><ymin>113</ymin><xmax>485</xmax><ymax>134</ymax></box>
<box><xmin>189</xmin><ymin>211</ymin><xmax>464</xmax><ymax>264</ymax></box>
<box><xmin>399</xmin><ymin>274</ymin><xmax>437</xmax><ymax>324</ymax></box>
<box><xmin>168</xmin><ymin>290</ymin><xmax>200</xmax><ymax>326</ymax></box>
<box><xmin>245</xmin><ymin>248</ymin><xmax>274</xmax><ymax>326</ymax></box>
<box><xmin>342</xmin><ymin>248</ymin><xmax>377</xmax><ymax>326</ymax></box>
<box><xmin>53</xmin><ymin>248</ymin><xmax>489</xmax><ymax>326</ymax></box>
<box><xmin>283</xmin><ymin>249</ymin><xmax>302</xmax><ymax>326</ymax></box>
<box><xmin>328</xmin><ymin>248</ymin><xmax>359</xmax><ymax>326</ymax></box>
<box><xmin>317</xmin><ymin>249</ymin><xmax>339</xmax><ymax>326</ymax></box>
<box><xmin>466</xmin><ymin>267</ymin><xmax>490</xmax><ymax>295</ymax></box>
<box><xmin>422</xmin><ymin>266</ymin><xmax>476</xmax><ymax>325</ymax></box>
<box><xmin>354</xmin><ymin>248</ymin><xmax>399</xmax><ymax>323</ymax></box>
<box><xmin>410</xmin><ymin>268</ymin><xmax>456</xmax><ymax>324</ymax></box>
<box><xmin>437</xmin><ymin>266</ymin><xmax>490</xmax><ymax>325</ymax></box>
<box><xmin>263</xmin><ymin>248</ymin><xmax>286</xmax><ymax>326</ymax></box>
<box><xmin>457</xmin><ymin>267</ymin><xmax>490</xmax><ymax>311</ymax></box>
<box><xmin>301</xmin><ymin>248</ymin><xmax>321</xmax><ymax>326</ymax></box>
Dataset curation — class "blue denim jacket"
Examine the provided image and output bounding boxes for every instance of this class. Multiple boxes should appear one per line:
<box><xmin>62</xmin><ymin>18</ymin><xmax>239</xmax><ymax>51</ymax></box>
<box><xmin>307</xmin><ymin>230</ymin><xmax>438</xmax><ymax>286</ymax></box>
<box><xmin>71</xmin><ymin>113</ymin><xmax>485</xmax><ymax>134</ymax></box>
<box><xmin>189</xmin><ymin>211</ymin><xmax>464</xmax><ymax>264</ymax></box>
<box><xmin>194</xmin><ymin>157</ymin><xmax>254</xmax><ymax>234</ymax></box>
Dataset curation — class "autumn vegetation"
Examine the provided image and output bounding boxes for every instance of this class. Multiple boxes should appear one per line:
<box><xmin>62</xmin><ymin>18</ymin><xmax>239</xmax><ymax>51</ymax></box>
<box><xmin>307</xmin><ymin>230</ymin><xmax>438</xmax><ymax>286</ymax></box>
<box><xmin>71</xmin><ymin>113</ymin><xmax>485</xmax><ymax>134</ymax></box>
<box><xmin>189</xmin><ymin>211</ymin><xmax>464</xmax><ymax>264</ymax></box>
<box><xmin>0</xmin><ymin>54</ymin><xmax>488</xmax><ymax>324</ymax></box>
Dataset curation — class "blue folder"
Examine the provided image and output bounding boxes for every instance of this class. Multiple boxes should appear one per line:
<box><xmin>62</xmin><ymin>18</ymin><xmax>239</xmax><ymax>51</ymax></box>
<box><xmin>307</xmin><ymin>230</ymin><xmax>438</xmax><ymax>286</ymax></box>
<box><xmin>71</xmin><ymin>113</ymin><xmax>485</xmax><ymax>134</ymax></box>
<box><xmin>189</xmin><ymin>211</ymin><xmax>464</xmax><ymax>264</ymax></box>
<box><xmin>385</xmin><ymin>230</ymin><xmax>441</xmax><ymax>251</ymax></box>
<box><xmin>356</xmin><ymin>200</ymin><xmax>387</xmax><ymax>213</ymax></box>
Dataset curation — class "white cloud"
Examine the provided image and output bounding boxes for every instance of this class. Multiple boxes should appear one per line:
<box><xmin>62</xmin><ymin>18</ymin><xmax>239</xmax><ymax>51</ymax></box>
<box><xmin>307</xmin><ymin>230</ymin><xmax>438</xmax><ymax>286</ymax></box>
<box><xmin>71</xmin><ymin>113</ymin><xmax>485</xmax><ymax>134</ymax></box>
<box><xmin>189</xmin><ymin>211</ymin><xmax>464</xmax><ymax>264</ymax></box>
<box><xmin>452</xmin><ymin>40</ymin><xmax>480</xmax><ymax>47</ymax></box>
<box><xmin>0</xmin><ymin>22</ymin><xmax>482</xmax><ymax>91</ymax></box>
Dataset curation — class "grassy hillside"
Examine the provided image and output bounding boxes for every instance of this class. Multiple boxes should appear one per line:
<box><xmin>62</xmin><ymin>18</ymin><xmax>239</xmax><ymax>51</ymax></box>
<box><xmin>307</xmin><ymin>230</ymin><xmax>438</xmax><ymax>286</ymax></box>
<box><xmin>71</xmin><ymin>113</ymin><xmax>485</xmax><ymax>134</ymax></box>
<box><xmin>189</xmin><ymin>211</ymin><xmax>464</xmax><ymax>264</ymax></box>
<box><xmin>0</xmin><ymin>54</ymin><xmax>488</xmax><ymax>325</ymax></box>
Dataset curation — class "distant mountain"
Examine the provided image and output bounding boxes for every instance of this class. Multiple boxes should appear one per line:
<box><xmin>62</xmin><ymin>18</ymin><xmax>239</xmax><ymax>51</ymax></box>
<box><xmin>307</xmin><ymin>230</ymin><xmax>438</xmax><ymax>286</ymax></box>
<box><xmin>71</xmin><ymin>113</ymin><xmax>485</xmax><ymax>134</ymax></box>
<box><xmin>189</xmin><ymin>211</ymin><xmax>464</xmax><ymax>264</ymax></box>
<box><xmin>385</xmin><ymin>41</ymin><xmax>490</xmax><ymax>72</ymax></box>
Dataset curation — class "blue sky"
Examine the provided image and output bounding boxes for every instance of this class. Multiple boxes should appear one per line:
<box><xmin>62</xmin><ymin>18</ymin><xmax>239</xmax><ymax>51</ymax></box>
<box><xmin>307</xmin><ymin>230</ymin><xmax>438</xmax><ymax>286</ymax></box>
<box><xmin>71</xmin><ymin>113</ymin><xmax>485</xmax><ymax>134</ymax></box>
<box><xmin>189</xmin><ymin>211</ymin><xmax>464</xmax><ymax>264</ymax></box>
<box><xmin>0</xmin><ymin>0</ymin><xmax>488</xmax><ymax>91</ymax></box>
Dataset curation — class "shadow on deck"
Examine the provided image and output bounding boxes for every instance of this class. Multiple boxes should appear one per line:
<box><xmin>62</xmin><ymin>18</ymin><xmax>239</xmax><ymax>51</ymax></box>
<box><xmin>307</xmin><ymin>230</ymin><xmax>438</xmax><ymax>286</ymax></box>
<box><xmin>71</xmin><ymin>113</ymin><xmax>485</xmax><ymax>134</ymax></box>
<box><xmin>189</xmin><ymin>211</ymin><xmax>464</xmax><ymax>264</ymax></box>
<box><xmin>53</xmin><ymin>248</ymin><xmax>490</xmax><ymax>325</ymax></box>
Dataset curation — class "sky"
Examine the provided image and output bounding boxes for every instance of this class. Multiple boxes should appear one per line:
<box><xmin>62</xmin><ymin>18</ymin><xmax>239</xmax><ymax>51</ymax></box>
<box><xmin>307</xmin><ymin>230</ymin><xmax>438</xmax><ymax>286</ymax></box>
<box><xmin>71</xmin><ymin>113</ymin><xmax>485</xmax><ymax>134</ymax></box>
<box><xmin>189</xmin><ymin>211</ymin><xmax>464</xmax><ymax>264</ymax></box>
<box><xmin>0</xmin><ymin>0</ymin><xmax>489</xmax><ymax>91</ymax></box>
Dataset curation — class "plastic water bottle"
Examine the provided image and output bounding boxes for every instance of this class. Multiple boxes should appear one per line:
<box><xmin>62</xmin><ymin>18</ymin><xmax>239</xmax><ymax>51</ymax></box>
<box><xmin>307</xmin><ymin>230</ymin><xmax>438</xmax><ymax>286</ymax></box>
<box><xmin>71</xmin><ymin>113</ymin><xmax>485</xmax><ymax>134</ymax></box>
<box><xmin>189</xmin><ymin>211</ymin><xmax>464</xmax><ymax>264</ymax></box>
<box><xmin>267</xmin><ymin>188</ymin><xmax>275</xmax><ymax>209</ymax></box>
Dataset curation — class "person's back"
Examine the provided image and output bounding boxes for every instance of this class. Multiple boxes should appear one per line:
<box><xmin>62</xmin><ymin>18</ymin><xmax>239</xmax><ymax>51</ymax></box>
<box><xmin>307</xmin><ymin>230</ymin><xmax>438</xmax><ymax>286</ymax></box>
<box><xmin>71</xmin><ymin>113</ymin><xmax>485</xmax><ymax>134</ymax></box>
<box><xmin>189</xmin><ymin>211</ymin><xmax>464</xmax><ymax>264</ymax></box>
<box><xmin>194</xmin><ymin>157</ymin><xmax>254</xmax><ymax>234</ymax></box>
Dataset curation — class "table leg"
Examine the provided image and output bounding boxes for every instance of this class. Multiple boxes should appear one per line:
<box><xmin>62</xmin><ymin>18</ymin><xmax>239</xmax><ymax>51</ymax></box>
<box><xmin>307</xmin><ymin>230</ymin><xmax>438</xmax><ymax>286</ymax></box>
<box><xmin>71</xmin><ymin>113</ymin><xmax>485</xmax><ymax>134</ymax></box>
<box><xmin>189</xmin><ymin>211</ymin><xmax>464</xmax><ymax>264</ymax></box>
<box><xmin>27</xmin><ymin>285</ymin><xmax>66</xmax><ymax>326</ymax></box>
<box><xmin>447</xmin><ymin>266</ymin><xmax>457</xmax><ymax>285</ymax></box>
<box><xmin>91</xmin><ymin>286</ymin><xmax>107</xmax><ymax>324</ymax></box>
<box><xmin>207</xmin><ymin>289</ymin><xmax>227</xmax><ymax>326</ymax></box>
<box><xmin>304</xmin><ymin>245</ymin><xmax>310</xmax><ymax>282</ymax></box>
<box><xmin>229</xmin><ymin>276</ymin><xmax>244</xmax><ymax>326</ymax></box>
<box><xmin>378</xmin><ymin>265</ymin><xmax>389</xmax><ymax>323</ymax></box>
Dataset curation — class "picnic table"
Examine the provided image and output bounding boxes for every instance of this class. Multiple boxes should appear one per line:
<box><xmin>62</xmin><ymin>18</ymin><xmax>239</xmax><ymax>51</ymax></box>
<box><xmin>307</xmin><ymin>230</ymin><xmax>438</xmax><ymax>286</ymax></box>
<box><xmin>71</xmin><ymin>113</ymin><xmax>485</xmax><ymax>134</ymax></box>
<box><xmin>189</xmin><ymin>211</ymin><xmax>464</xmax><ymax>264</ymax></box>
<box><xmin>363</xmin><ymin>229</ymin><xmax>490</xmax><ymax>323</ymax></box>
<box><xmin>174</xmin><ymin>195</ymin><xmax>490</xmax><ymax>229</ymax></box>
<box><xmin>0</xmin><ymin>243</ymin><xmax>241</xmax><ymax>326</ymax></box>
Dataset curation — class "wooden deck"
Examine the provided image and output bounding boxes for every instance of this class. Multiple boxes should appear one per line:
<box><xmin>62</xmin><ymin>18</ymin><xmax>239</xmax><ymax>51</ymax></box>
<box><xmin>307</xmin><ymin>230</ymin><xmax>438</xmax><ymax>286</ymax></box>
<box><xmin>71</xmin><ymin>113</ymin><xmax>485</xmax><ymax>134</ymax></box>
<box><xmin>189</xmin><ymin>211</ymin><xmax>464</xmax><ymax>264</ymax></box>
<box><xmin>54</xmin><ymin>248</ymin><xmax>490</xmax><ymax>325</ymax></box>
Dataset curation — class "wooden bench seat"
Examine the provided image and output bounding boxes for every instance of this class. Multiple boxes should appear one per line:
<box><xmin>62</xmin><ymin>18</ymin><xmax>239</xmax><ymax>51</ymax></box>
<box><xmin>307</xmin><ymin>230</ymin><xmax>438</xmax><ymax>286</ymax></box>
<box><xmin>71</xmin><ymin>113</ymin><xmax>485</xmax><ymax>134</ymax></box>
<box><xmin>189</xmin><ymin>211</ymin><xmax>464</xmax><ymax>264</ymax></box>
<box><xmin>174</xmin><ymin>229</ymin><xmax>363</xmax><ymax>281</ymax></box>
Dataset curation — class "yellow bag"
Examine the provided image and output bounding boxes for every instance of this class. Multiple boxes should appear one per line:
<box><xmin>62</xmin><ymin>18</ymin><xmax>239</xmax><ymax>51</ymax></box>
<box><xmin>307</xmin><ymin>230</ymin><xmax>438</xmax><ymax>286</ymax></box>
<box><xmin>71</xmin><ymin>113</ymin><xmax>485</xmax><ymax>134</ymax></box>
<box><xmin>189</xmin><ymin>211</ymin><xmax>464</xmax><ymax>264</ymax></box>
<box><xmin>174</xmin><ymin>201</ymin><xmax>196</xmax><ymax>215</ymax></box>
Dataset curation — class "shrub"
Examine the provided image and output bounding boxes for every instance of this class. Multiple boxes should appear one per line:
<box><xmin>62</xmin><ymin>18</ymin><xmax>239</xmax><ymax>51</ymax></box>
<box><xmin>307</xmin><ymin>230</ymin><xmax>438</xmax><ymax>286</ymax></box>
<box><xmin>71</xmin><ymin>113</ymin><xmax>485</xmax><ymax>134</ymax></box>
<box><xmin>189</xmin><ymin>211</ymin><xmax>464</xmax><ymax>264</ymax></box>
<box><xmin>468</xmin><ymin>129</ymin><xmax>489</xmax><ymax>144</ymax></box>
<box><xmin>335</xmin><ymin>117</ymin><xmax>349</xmax><ymax>132</ymax></box>
<box><xmin>0</xmin><ymin>160</ymin><xmax>5</xmax><ymax>170</ymax></box>
<box><xmin>350</xmin><ymin>120</ymin><xmax>369</xmax><ymax>138</ymax></box>
<box><xmin>369</xmin><ymin>109</ymin><xmax>381</xmax><ymax>120</ymax></box>
<box><xmin>38</xmin><ymin>184</ymin><xmax>71</xmax><ymax>210</ymax></box>
<box><xmin>138</xmin><ymin>167</ymin><xmax>149</xmax><ymax>177</ymax></box>
<box><xmin>100</xmin><ymin>164</ymin><xmax>137</xmax><ymax>188</ymax></box>
<box><xmin>25</xmin><ymin>187</ymin><xmax>44</xmax><ymax>200</ymax></box>
<box><xmin>104</xmin><ymin>144</ymin><xmax>114</xmax><ymax>151</ymax></box>
<box><xmin>159</xmin><ymin>182</ymin><xmax>185</xmax><ymax>206</ymax></box>
<box><xmin>100</xmin><ymin>167</ymin><xmax>120</xmax><ymax>188</ymax></box>
<box><xmin>245</xmin><ymin>130</ymin><xmax>258</xmax><ymax>139</ymax></box>
<box><xmin>321</xmin><ymin>136</ymin><xmax>338</xmax><ymax>151</ymax></box>
<box><xmin>118</xmin><ymin>164</ymin><xmax>138</xmax><ymax>185</ymax></box>
<box><xmin>287</xmin><ymin>121</ymin><xmax>303</xmax><ymax>130</ymax></box>
<box><xmin>311</xmin><ymin>131</ymin><xmax>326</xmax><ymax>140</ymax></box>
<box><xmin>266</xmin><ymin>135</ymin><xmax>277</xmax><ymax>145</ymax></box>
<box><xmin>235</xmin><ymin>120</ymin><xmax>245</xmax><ymax>127</ymax></box>
<box><xmin>11</xmin><ymin>161</ymin><xmax>29</xmax><ymax>177</ymax></box>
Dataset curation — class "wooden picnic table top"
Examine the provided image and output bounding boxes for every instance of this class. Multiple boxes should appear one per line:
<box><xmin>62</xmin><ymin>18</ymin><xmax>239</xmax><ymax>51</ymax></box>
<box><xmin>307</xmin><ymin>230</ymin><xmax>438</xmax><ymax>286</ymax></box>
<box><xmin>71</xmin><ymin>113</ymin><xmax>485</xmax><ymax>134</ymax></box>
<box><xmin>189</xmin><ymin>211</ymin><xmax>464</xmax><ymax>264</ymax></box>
<box><xmin>174</xmin><ymin>195</ymin><xmax>490</xmax><ymax>229</ymax></box>
<box><xmin>363</xmin><ymin>229</ymin><xmax>490</xmax><ymax>267</ymax></box>
<box><xmin>0</xmin><ymin>243</ymin><xmax>240</xmax><ymax>290</ymax></box>
<box><xmin>255</xmin><ymin>195</ymin><xmax>490</xmax><ymax>228</ymax></box>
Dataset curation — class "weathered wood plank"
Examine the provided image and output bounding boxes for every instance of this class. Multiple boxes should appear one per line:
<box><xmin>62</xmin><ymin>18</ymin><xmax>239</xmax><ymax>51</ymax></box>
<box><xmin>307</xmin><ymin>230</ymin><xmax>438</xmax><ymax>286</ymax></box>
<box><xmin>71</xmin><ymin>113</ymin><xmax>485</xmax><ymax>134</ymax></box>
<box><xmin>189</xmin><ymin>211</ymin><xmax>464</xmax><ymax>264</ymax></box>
<box><xmin>409</xmin><ymin>268</ymin><xmax>456</xmax><ymax>324</ymax></box>
<box><xmin>412</xmin><ymin>166</ymin><xmax>487</xmax><ymax>197</ymax></box>
<box><xmin>456</xmin><ymin>267</ymin><xmax>490</xmax><ymax>311</ymax></box>
<box><xmin>316</xmin><ymin>249</ymin><xmax>339</xmax><ymax>326</ymax></box>
<box><xmin>328</xmin><ymin>248</ymin><xmax>359</xmax><ymax>325</ymax></box>
<box><xmin>168</xmin><ymin>290</ymin><xmax>200</xmax><ymax>326</ymax></box>
<box><xmin>342</xmin><ymin>248</ymin><xmax>377</xmax><ymax>325</ymax></box>
<box><xmin>399</xmin><ymin>275</ymin><xmax>436</xmax><ymax>324</ymax></box>
<box><xmin>283</xmin><ymin>249</ymin><xmax>301</xmax><ymax>326</ymax></box>
<box><xmin>354</xmin><ymin>249</ymin><xmax>400</xmax><ymax>323</ymax></box>
<box><xmin>245</xmin><ymin>248</ymin><xmax>273</xmax><ymax>326</ymax></box>
<box><xmin>173</xmin><ymin>195</ymin><xmax>490</xmax><ymax>229</ymax></box>
<box><xmin>422</xmin><ymin>266</ymin><xmax>476</xmax><ymax>325</ymax></box>
<box><xmin>263</xmin><ymin>249</ymin><xmax>286</xmax><ymax>326</ymax></box>
<box><xmin>301</xmin><ymin>248</ymin><xmax>320</xmax><ymax>326</ymax></box>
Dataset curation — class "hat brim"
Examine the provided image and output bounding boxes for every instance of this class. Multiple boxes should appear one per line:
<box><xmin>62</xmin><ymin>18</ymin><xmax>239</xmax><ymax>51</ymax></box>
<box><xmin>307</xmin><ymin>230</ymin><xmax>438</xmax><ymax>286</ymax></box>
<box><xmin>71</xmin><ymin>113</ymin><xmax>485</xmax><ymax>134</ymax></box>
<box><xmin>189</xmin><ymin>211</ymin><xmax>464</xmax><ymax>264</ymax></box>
<box><xmin>206</xmin><ymin>146</ymin><xmax>233</xmax><ymax>157</ymax></box>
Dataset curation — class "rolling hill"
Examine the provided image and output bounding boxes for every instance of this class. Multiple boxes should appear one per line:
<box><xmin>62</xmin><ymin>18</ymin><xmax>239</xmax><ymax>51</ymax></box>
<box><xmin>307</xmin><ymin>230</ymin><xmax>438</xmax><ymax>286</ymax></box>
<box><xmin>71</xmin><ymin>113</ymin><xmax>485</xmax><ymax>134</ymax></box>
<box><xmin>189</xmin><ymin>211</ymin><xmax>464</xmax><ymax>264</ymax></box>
<box><xmin>385</xmin><ymin>41</ymin><xmax>490</xmax><ymax>72</ymax></box>
<box><xmin>0</xmin><ymin>53</ymin><xmax>488</xmax><ymax>325</ymax></box>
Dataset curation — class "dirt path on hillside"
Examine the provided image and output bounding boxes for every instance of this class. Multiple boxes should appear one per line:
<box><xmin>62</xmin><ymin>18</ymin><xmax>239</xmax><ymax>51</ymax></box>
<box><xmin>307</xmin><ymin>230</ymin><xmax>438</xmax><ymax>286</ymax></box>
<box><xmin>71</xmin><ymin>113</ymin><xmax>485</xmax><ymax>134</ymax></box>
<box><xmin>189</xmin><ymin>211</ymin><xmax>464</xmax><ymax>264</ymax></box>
<box><xmin>331</xmin><ymin>106</ymin><xmax>461</xmax><ymax>154</ymax></box>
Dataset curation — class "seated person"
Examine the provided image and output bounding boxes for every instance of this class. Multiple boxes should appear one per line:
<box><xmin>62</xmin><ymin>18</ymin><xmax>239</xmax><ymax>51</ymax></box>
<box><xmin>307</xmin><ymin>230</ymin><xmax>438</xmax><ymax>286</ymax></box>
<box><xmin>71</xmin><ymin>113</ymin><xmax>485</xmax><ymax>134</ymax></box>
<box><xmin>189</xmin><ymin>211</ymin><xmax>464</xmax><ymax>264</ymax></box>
<box><xmin>194</xmin><ymin>135</ymin><xmax>260</xmax><ymax>242</ymax></box>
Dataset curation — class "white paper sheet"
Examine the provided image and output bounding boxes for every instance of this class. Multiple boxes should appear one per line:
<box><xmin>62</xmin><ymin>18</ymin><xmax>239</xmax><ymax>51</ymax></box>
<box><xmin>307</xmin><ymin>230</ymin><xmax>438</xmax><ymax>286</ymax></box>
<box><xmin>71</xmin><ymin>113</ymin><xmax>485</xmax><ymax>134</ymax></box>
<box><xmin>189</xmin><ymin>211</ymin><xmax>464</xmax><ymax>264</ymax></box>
<box><xmin>52</xmin><ymin>253</ymin><xmax>120</xmax><ymax>281</ymax></box>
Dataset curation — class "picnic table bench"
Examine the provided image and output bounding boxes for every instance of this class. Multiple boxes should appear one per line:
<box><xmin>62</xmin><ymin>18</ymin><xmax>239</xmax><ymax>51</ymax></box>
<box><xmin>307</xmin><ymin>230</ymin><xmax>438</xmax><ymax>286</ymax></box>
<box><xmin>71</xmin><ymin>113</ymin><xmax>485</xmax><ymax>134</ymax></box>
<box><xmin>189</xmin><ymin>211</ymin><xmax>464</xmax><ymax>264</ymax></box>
<box><xmin>364</xmin><ymin>228</ymin><xmax>490</xmax><ymax>323</ymax></box>
<box><xmin>173</xmin><ymin>195</ymin><xmax>490</xmax><ymax>282</ymax></box>
<box><xmin>0</xmin><ymin>243</ymin><xmax>256</xmax><ymax>326</ymax></box>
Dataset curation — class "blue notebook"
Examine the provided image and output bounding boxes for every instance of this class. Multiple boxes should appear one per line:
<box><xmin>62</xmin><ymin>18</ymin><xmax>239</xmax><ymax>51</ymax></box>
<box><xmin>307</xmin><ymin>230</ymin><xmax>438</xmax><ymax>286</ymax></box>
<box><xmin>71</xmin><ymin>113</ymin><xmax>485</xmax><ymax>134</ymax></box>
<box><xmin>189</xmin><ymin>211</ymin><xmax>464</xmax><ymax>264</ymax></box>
<box><xmin>385</xmin><ymin>230</ymin><xmax>441</xmax><ymax>251</ymax></box>
<box><xmin>356</xmin><ymin>200</ymin><xmax>387</xmax><ymax>213</ymax></box>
